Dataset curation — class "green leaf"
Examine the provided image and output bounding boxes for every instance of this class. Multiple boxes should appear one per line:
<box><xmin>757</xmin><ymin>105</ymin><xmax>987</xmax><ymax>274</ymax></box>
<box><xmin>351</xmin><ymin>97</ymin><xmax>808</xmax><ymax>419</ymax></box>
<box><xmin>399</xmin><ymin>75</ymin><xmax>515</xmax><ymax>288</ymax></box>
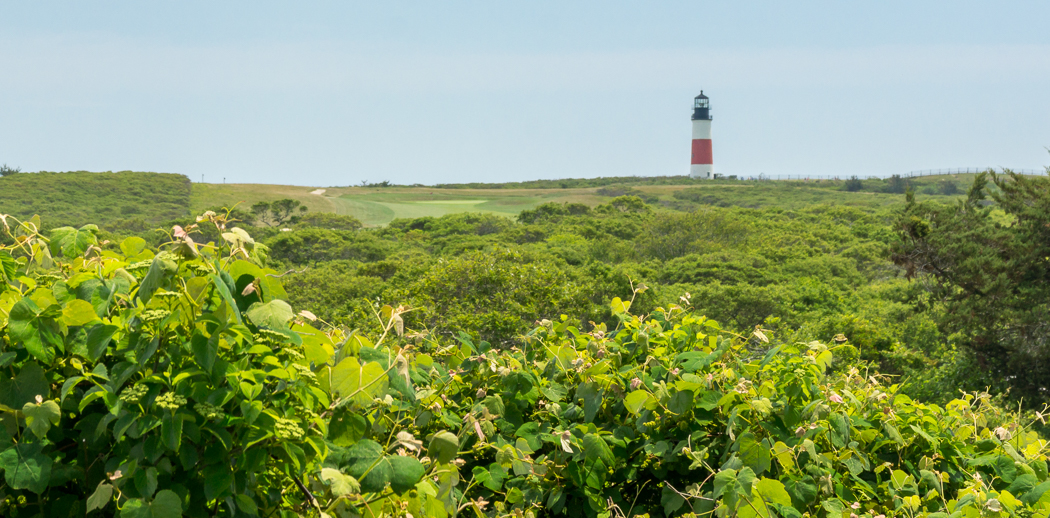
<box><xmin>122</xmin><ymin>499</ymin><xmax>150</xmax><ymax>518</ymax></box>
<box><xmin>345</xmin><ymin>439</ymin><xmax>391</xmax><ymax>493</ymax></box>
<box><xmin>190</xmin><ymin>332</ymin><xmax>218</xmax><ymax>373</ymax></box>
<box><xmin>202</xmin><ymin>465</ymin><xmax>233</xmax><ymax>501</ymax></box>
<box><xmin>0</xmin><ymin>250</ymin><xmax>17</xmax><ymax>282</ymax></box>
<box><xmin>245</xmin><ymin>300</ymin><xmax>294</xmax><ymax>329</ymax></box>
<box><xmin>329</xmin><ymin>357</ymin><xmax>388</xmax><ymax>404</ymax></box>
<box><xmin>576</xmin><ymin>382</ymin><xmax>601</xmax><ymax>423</ymax></box>
<box><xmin>86</xmin><ymin>482</ymin><xmax>115</xmax><ymax>512</ymax></box>
<box><xmin>0</xmin><ymin>442</ymin><xmax>53</xmax><ymax>494</ymax></box>
<box><xmin>785</xmin><ymin>477</ymin><xmax>818</xmax><ymax>507</ymax></box>
<box><xmin>120</xmin><ymin>236</ymin><xmax>148</xmax><ymax>257</ymax></box>
<box><xmin>713</xmin><ymin>467</ymin><xmax>756</xmax><ymax>511</ymax></box>
<box><xmin>202</xmin><ymin>272</ymin><xmax>238</xmax><ymax>324</ymax></box>
<box><xmin>138</xmin><ymin>254</ymin><xmax>178</xmax><ymax>304</ymax></box>
<box><xmin>388</xmin><ymin>455</ymin><xmax>425</xmax><ymax>493</ymax></box>
<box><xmin>0</xmin><ymin>362</ymin><xmax>50</xmax><ymax>409</ymax></box>
<box><xmin>61</xmin><ymin>299</ymin><xmax>99</xmax><ymax>327</ymax></box>
<box><xmin>677</xmin><ymin>347</ymin><xmax>727</xmax><ymax>372</ymax></box>
<box><xmin>162</xmin><ymin>413</ymin><xmax>183</xmax><ymax>451</ymax></box>
<box><xmin>751</xmin><ymin>397</ymin><xmax>773</xmax><ymax>415</ymax></box>
<box><xmin>135</xmin><ymin>467</ymin><xmax>159</xmax><ymax>499</ymax></box>
<box><xmin>50</xmin><ymin>224</ymin><xmax>98</xmax><ymax>259</ymax></box>
<box><xmin>321</xmin><ymin>467</ymin><xmax>361</xmax><ymax>496</ymax></box>
<box><xmin>22</xmin><ymin>399</ymin><xmax>60</xmax><ymax>439</ymax></box>
<box><xmin>7</xmin><ymin>298</ymin><xmax>54</xmax><ymax>363</ymax></box>
<box><xmin>234</xmin><ymin>494</ymin><xmax>259</xmax><ymax>516</ymax></box>
<box><xmin>890</xmin><ymin>469</ymin><xmax>912</xmax><ymax>490</ymax></box>
<box><xmin>883</xmin><ymin>421</ymin><xmax>904</xmax><ymax>445</ymax></box>
<box><xmin>823</xmin><ymin>499</ymin><xmax>847</xmax><ymax>518</ymax></box>
<box><xmin>661</xmin><ymin>485</ymin><xmax>686</xmax><ymax>515</ymax></box>
<box><xmin>995</xmin><ymin>454</ymin><xmax>1018</xmax><ymax>483</ymax></box>
<box><xmin>753</xmin><ymin>478</ymin><xmax>792</xmax><ymax>506</ymax></box>
<box><xmin>328</xmin><ymin>408</ymin><xmax>367</xmax><ymax>447</ymax></box>
<box><xmin>624</xmin><ymin>390</ymin><xmax>652</xmax><ymax>415</ymax></box>
<box><xmin>828</xmin><ymin>413</ymin><xmax>850</xmax><ymax>448</ymax></box>
<box><xmin>86</xmin><ymin>324</ymin><xmax>118</xmax><ymax>362</ymax></box>
<box><xmin>610</xmin><ymin>297</ymin><xmax>631</xmax><ymax>315</ymax></box>
<box><xmin>122</xmin><ymin>490</ymin><xmax>182</xmax><ymax>518</ymax></box>
<box><xmin>429</xmin><ymin>431</ymin><xmax>460</xmax><ymax>464</ymax></box>
<box><xmin>515</xmin><ymin>422</ymin><xmax>541</xmax><ymax>451</ymax></box>
<box><xmin>1022</xmin><ymin>480</ymin><xmax>1050</xmax><ymax>505</ymax></box>
<box><xmin>582</xmin><ymin>434</ymin><xmax>614</xmax><ymax>468</ymax></box>
<box><xmin>844</xmin><ymin>454</ymin><xmax>866</xmax><ymax>476</ymax></box>
<box><xmin>668</xmin><ymin>389</ymin><xmax>694</xmax><ymax>415</ymax></box>
<box><xmin>477</xmin><ymin>464</ymin><xmax>506</xmax><ymax>491</ymax></box>
<box><xmin>738</xmin><ymin>432</ymin><xmax>771</xmax><ymax>475</ymax></box>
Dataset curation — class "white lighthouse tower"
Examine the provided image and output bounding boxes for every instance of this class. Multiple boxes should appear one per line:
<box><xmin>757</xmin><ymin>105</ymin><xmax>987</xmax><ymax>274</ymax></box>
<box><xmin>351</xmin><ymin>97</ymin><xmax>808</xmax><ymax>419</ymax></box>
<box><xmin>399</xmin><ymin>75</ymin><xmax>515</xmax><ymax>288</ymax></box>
<box><xmin>690</xmin><ymin>91</ymin><xmax>713</xmax><ymax>179</ymax></box>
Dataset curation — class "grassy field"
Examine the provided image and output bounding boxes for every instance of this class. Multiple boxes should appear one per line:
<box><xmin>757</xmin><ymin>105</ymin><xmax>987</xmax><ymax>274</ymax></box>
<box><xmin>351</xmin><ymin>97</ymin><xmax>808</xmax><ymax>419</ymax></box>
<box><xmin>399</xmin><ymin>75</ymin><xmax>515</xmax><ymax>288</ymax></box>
<box><xmin>1</xmin><ymin>171</ymin><xmax>982</xmax><ymax>230</ymax></box>
<box><xmin>183</xmin><ymin>176</ymin><xmax>987</xmax><ymax>226</ymax></box>
<box><xmin>0</xmin><ymin>171</ymin><xmax>191</xmax><ymax>230</ymax></box>
<box><xmin>189</xmin><ymin>183</ymin><xmax>339</xmax><ymax>214</ymax></box>
<box><xmin>196</xmin><ymin>176</ymin><xmax>975</xmax><ymax>227</ymax></box>
<box><xmin>324</xmin><ymin>188</ymin><xmax>603</xmax><ymax>226</ymax></box>
<box><xmin>192</xmin><ymin>183</ymin><xmax>608</xmax><ymax>226</ymax></box>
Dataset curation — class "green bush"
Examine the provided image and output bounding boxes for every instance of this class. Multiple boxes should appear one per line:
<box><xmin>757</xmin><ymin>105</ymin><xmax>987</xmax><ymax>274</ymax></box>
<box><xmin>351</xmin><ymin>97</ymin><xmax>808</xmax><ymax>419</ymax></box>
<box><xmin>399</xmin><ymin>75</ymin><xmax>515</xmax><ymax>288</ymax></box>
<box><xmin>296</xmin><ymin>212</ymin><xmax>364</xmax><ymax>231</ymax></box>
<box><xmin>3</xmin><ymin>214</ymin><xmax>1050</xmax><ymax>518</ymax></box>
<box><xmin>0</xmin><ymin>214</ymin><xmax>332</xmax><ymax>516</ymax></box>
<box><xmin>267</xmin><ymin>228</ymin><xmax>391</xmax><ymax>265</ymax></box>
<box><xmin>844</xmin><ymin>176</ymin><xmax>864</xmax><ymax>192</ymax></box>
<box><xmin>311</xmin><ymin>295</ymin><xmax>1050</xmax><ymax>517</ymax></box>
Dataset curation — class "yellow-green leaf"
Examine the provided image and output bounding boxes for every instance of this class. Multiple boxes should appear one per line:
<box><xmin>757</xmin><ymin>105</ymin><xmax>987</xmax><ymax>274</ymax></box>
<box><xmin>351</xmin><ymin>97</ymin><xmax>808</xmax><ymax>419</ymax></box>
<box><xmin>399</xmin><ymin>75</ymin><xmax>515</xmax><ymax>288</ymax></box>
<box><xmin>329</xmin><ymin>357</ymin><xmax>388</xmax><ymax>404</ymax></box>
<box><xmin>624</xmin><ymin>390</ymin><xmax>652</xmax><ymax>415</ymax></box>
<box><xmin>61</xmin><ymin>299</ymin><xmax>99</xmax><ymax>327</ymax></box>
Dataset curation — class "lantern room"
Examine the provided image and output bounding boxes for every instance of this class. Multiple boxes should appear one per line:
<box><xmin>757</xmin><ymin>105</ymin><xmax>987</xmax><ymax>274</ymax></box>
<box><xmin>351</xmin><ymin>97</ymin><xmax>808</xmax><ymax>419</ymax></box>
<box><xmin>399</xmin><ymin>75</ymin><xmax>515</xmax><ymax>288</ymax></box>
<box><xmin>692</xmin><ymin>91</ymin><xmax>712</xmax><ymax>121</ymax></box>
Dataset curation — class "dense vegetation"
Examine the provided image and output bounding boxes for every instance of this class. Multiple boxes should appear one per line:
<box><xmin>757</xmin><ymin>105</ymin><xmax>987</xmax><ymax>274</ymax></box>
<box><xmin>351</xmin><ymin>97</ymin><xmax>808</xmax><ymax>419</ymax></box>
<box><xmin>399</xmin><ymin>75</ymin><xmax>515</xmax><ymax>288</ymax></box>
<box><xmin>2</xmin><ymin>169</ymin><xmax>1049</xmax><ymax>517</ymax></box>
<box><xmin>2</xmin><ymin>207</ymin><xmax>1050</xmax><ymax>517</ymax></box>
<box><xmin>271</xmin><ymin>195</ymin><xmax>961</xmax><ymax>402</ymax></box>
<box><xmin>892</xmin><ymin>170</ymin><xmax>1050</xmax><ymax>401</ymax></box>
<box><xmin>0</xmin><ymin>172</ymin><xmax>191</xmax><ymax>233</ymax></box>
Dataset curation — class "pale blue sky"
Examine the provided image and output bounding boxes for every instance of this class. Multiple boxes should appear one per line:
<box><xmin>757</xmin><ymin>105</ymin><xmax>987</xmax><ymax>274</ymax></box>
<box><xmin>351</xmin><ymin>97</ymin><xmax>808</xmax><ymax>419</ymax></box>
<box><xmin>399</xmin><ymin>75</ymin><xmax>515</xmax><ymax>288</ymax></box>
<box><xmin>1</xmin><ymin>2</ymin><xmax>1048</xmax><ymax>185</ymax></box>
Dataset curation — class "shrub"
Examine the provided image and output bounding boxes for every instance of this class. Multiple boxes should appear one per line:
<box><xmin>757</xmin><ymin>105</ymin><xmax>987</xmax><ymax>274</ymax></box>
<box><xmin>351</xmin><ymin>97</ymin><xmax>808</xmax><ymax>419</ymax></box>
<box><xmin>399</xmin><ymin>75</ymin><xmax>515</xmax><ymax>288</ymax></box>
<box><xmin>5</xmin><ymin>212</ymin><xmax>1048</xmax><ymax>518</ymax></box>
<box><xmin>843</xmin><ymin>176</ymin><xmax>864</xmax><ymax>192</ymax></box>
<box><xmin>308</xmin><ymin>295</ymin><xmax>1050</xmax><ymax>517</ymax></box>
<box><xmin>884</xmin><ymin>174</ymin><xmax>909</xmax><ymax>194</ymax></box>
<box><xmin>0</xmin><ymin>213</ymin><xmax>335</xmax><ymax>516</ymax></box>
<box><xmin>939</xmin><ymin>179</ymin><xmax>960</xmax><ymax>195</ymax></box>
<box><xmin>296</xmin><ymin>212</ymin><xmax>364</xmax><ymax>231</ymax></box>
<box><xmin>267</xmin><ymin>228</ymin><xmax>391</xmax><ymax>265</ymax></box>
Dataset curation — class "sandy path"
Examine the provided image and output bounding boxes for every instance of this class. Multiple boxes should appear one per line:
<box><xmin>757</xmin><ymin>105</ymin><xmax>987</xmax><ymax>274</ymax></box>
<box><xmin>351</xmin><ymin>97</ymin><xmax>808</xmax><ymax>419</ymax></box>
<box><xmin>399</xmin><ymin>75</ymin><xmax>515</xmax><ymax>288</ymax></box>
<box><xmin>309</xmin><ymin>189</ymin><xmax>326</xmax><ymax>195</ymax></box>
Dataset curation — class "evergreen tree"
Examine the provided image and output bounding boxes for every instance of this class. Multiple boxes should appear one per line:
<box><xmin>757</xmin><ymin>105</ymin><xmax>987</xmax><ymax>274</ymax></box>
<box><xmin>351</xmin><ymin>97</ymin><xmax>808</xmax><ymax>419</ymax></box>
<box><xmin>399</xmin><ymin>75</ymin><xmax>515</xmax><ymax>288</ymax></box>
<box><xmin>892</xmin><ymin>169</ymin><xmax>1050</xmax><ymax>401</ymax></box>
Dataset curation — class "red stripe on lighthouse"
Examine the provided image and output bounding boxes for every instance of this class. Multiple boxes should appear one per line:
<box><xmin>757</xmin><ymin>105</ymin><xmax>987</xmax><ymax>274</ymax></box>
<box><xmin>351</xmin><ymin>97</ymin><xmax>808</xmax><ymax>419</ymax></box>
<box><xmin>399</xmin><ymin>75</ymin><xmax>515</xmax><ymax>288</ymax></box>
<box><xmin>691</xmin><ymin>139</ymin><xmax>713</xmax><ymax>165</ymax></box>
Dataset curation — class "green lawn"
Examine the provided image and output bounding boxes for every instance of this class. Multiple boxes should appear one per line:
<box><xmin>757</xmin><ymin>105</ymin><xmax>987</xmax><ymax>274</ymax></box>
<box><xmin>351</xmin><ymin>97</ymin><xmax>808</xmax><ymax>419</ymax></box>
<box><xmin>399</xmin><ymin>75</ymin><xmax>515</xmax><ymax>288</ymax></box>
<box><xmin>326</xmin><ymin>189</ymin><xmax>597</xmax><ymax>226</ymax></box>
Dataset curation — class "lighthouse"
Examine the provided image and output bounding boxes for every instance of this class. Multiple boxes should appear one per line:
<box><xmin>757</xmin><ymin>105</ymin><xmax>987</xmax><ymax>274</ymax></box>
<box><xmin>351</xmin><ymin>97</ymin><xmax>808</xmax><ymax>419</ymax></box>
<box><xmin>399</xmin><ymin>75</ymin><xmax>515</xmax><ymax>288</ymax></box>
<box><xmin>690</xmin><ymin>91</ymin><xmax>713</xmax><ymax>179</ymax></box>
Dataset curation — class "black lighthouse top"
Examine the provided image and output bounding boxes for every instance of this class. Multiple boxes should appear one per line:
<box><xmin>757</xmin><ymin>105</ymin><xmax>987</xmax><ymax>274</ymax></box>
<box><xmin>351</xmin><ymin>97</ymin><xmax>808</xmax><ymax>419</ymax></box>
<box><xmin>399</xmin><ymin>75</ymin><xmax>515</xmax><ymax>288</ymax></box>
<box><xmin>692</xmin><ymin>91</ymin><xmax>712</xmax><ymax>121</ymax></box>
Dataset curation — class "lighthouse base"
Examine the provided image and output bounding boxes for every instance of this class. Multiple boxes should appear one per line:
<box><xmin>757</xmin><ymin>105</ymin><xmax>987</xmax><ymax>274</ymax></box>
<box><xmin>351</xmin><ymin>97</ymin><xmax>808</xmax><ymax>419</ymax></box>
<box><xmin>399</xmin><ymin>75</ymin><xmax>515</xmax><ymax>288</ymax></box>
<box><xmin>690</xmin><ymin>164</ymin><xmax>713</xmax><ymax>179</ymax></box>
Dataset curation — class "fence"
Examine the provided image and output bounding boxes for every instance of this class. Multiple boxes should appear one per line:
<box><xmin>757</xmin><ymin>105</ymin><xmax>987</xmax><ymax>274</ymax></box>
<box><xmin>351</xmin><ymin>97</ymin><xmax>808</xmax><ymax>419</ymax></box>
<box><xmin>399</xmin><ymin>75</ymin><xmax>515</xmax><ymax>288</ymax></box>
<box><xmin>903</xmin><ymin>167</ymin><xmax>1044</xmax><ymax>178</ymax></box>
<box><xmin>726</xmin><ymin>167</ymin><xmax>1045</xmax><ymax>182</ymax></box>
